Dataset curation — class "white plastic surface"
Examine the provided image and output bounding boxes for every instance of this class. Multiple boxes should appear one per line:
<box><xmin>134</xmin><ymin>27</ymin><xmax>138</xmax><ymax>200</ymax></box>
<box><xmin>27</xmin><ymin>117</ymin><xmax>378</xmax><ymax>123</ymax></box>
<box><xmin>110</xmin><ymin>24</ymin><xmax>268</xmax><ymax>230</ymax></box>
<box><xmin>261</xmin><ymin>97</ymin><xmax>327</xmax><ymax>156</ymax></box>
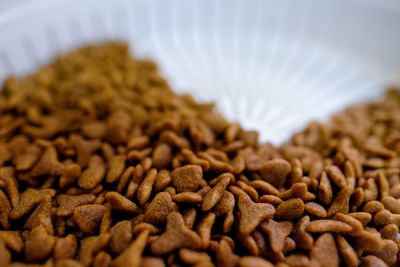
<box><xmin>1</xmin><ymin>0</ymin><xmax>400</xmax><ymax>143</ymax></box>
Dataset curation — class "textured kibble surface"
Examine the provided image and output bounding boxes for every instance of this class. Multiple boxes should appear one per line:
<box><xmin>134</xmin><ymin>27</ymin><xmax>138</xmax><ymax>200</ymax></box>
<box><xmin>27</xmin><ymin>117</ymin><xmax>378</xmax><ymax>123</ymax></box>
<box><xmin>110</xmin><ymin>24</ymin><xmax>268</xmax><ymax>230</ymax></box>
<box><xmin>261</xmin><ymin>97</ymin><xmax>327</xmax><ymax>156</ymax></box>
<box><xmin>0</xmin><ymin>43</ymin><xmax>400</xmax><ymax>267</ymax></box>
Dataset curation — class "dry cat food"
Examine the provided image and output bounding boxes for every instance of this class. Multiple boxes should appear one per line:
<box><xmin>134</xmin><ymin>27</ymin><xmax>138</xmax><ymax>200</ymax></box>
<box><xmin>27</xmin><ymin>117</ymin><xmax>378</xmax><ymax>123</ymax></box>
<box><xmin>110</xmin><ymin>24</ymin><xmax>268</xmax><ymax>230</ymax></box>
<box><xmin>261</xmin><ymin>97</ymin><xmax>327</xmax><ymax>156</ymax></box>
<box><xmin>0</xmin><ymin>42</ymin><xmax>399</xmax><ymax>267</ymax></box>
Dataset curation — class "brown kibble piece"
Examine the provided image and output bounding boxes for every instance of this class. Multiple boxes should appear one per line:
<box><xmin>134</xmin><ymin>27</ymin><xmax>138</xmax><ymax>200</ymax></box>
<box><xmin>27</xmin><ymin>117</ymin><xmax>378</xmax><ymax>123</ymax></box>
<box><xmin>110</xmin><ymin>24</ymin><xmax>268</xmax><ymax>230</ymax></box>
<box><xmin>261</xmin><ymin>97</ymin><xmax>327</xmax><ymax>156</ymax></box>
<box><xmin>198</xmin><ymin>151</ymin><xmax>233</xmax><ymax>173</ymax></box>
<box><xmin>59</xmin><ymin>164</ymin><xmax>81</xmax><ymax>188</ymax></box>
<box><xmin>0</xmin><ymin>143</ymin><xmax>11</xmax><ymax>166</ymax></box>
<box><xmin>60</xmin><ymin>258</ymin><xmax>80</xmax><ymax>267</ymax></box>
<box><xmin>377</xmin><ymin>171</ymin><xmax>389</xmax><ymax>199</ymax></box>
<box><xmin>181</xmin><ymin>148</ymin><xmax>210</xmax><ymax>171</ymax></box>
<box><xmin>360</xmin><ymin>255</ymin><xmax>387</xmax><ymax>267</ymax></box>
<box><xmin>389</xmin><ymin>184</ymin><xmax>400</xmax><ymax>198</ymax></box>
<box><xmin>306</xmin><ymin>219</ymin><xmax>352</xmax><ymax>233</ymax></box>
<box><xmin>351</xmin><ymin>230</ymin><xmax>384</xmax><ymax>252</ymax></box>
<box><xmin>152</xmin><ymin>143</ymin><xmax>172</xmax><ymax>169</ymax></box>
<box><xmin>1</xmin><ymin>173</ymin><xmax>19</xmax><ymax>209</ymax></box>
<box><xmin>238</xmin><ymin>256</ymin><xmax>273</xmax><ymax>267</ymax></box>
<box><xmin>93</xmin><ymin>251</ymin><xmax>111</xmax><ymax>267</ymax></box>
<box><xmin>258</xmin><ymin>195</ymin><xmax>282</xmax><ymax>206</ymax></box>
<box><xmin>197</xmin><ymin>212</ymin><xmax>216</xmax><ymax>248</ymax></box>
<box><xmin>348</xmin><ymin>212</ymin><xmax>372</xmax><ymax>226</ymax></box>
<box><xmin>144</xmin><ymin>192</ymin><xmax>178</xmax><ymax>225</ymax></box>
<box><xmin>128</xmin><ymin>149</ymin><xmax>151</xmax><ymax>162</ymax></box>
<box><xmin>279</xmin><ymin>183</ymin><xmax>315</xmax><ymax>201</ymax></box>
<box><xmin>106</xmin><ymin>155</ymin><xmax>126</xmax><ymax>183</ymax></box>
<box><xmin>14</xmin><ymin>144</ymin><xmax>42</xmax><ymax>171</ymax></box>
<box><xmin>54</xmin><ymin>234</ymin><xmax>78</xmax><ymax>260</ymax></box>
<box><xmin>275</xmin><ymin>198</ymin><xmax>304</xmax><ymax>220</ymax></box>
<box><xmin>336</xmin><ymin>235</ymin><xmax>358</xmax><ymax>267</ymax></box>
<box><xmin>380</xmin><ymin>224</ymin><xmax>398</xmax><ymax>241</ymax></box>
<box><xmin>241</xmin><ymin>238</ymin><xmax>259</xmax><ymax>259</ymax></box>
<box><xmin>73</xmin><ymin>204</ymin><xmax>106</xmax><ymax>234</ymax></box>
<box><xmin>197</xmin><ymin>185</ymin><xmax>212</xmax><ymax>198</ymax></box>
<box><xmin>371</xmin><ymin>239</ymin><xmax>398</xmax><ymax>265</ymax></box>
<box><xmin>216</xmin><ymin>239</ymin><xmax>240</xmax><ymax>267</ymax></box>
<box><xmin>260</xmin><ymin>220</ymin><xmax>293</xmax><ymax>261</ymax></box>
<box><xmin>99</xmin><ymin>204</ymin><xmax>112</xmax><ymax>234</ymax></box>
<box><xmin>154</xmin><ymin>170</ymin><xmax>171</xmax><ymax>193</ymax></box>
<box><xmin>105</xmin><ymin>191</ymin><xmax>141</xmax><ymax>214</ymax></box>
<box><xmin>249</xmin><ymin>180</ymin><xmax>280</xmax><ymax>196</ymax></box>
<box><xmin>305</xmin><ymin>202</ymin><xmax>327</xmax><ymax>218</ymax></box>
<box><xmin>150</xmin><ymin>212</ymin><xmax>202</xmax><ymax>255</ymax></box>
<box><xmin>54</xmin><ymin>216</ymin><xmax>66</xmax><ymax>237</ymax></box>
<box><xmin>0</xmin><ymin>231</ymin><xmax>23</xmax><ymax>253</ymax></box>
<box><xmin>259</xmin><ymin>159</ymin><xmax>291</xmax><ymax>188</ymax></box>
<box><xmin>351</xmin><ymin>187</ymin><xmax>365</xmax><ymax>209</ymax></box>
<box><xmin>293</xmin><ymin>215</ymin><xmax>313</xmax><ymax>250</ymax></box>
<box><xmin>57</xmin><ymin>194</ymin><xmax>96</xmax><ymax>217</ymax></box>
<box><xmin>333</xmin><ymin>212</ymin><xmax>363</xmax><ymax>234</ymax></box>
<box><xmin>283</xmin><ymin>237</ymin><xmax>296</xmax><ymax>254</ymax></box>
<box><xmin>128</xmin><ymin>136</ymin><xmax>149</xmax><ymax>150</ymax></box>
<box><xmin>364</xmin><ymin>143</ymin><xmax>396</xmax><ymax>158</ymax></box>
<box><xmin>364</xmin><ymin>178</ymin><xmax>378</xmax><ymax>202</ymax></box>
<box><xmin>237</xmin><ymin>193</ymin><xmax>275</xmax><ymax>235</ymax></box>
<box><xmin>182</xmin><ymin>207</ymin><xmax>197</xmax><ymax>229</ymax></box>
<box><xmin>171</xmin><ymin>165</ymin><xmax>204</xmax><ymax>192</ymax></box>
<box><xmin>25</xmin><ymin>194</ymin><xmax>53</xmax><ymax>234</ymax></box>
<box><xmin>31</xmin><ymin>146</ymin><xmax>64</xmax><ymax>177</ymax></box>
<box><xmin>327</xmin><ymin>165</ymin><xmax>347</xmax><ymax>188</ymax></box>
<box><xmin>0</xmin><ymin>190</ymin><xmax>11</xmax><ymax>229</ymax></box>
<box><xmin>79</xmin><ymin>233</ymin><xmax>110</xmax><ymax>266</ymax></box>
<box><xmin>214</xmin><ymin>191</ymin><xmax>235</xmax><ymax>215</ymax></box>
<box><xmin>108</xmin><ymin>220</ymin><xmax>132</xmax><ymax>254</ymax></box>
<box><xmin>327</xmin><ymin>187</ymin><xmax>350</xmax><ymax>217</ymax></box>
<box><xmin>69</xmin><ymin>134</ymin><xmax>101</xmax><ymax>167</ymax></box>
<box><xmin>237</xmin><ymin>181</ymin><xmax>258</xmax><ymax>201</ymax></box>
<box><xmin>137</xmin><ymin>168</ymin><xmax>158</xmax><ymax>205</ymax></box>
<box><xmin>285</xmin><ymin>254</ymin><xmax>319</xmax><ymax>267</ymax></box>
<box><xmin>318</xmin><ymin>172</ymin><xmax>333</xmax><ymax>206</ymax></box>
<box><xmin>372</xmin><ymin>209</ymin><xmax>394</xmax><ymax>228</ymax></box>
<box><xmin>202</xmin><ymin>174</ymin><xmax>231</xmax><ymax>211</ymax></box>
<box><xmin>310</xmin><ymin>233</ymin><xmax>339</xmax><ymax>267</ymax></box>
<box><xmin>160</xmin><ymin>130</ymin><xmax>190</xmax><ymax>149</ymax></box>
<box><xmin>116</xmin><ymin>166</ymin><xmax>134</xmax><ymax>193</ymax></box>
<box><xmin>81</xmin><ymin>121</ymin><xmax>106</xmax><ymax>139</ymax></box>
<box><xmin>224</xmin><ymin>123</ymin><xmax>240</xmax><ymax>143</ymax></box>
<box><xmin>231</xmin><ymin>155</ymin><xmax>245</xmax><ymax>174</ymax></box>
<box><xmin>362</xmin><ymin>200</ymin><xmax>385</xmax><ymax>215</ymax></box>
<box><xmin>173</xmin><ymin>192</ymin><xmax>203</xmax><ymax>204</ymax></box>
<box><xmin>25</xmin><ymin>225</ymin><xmax>56</xmax><ymax>262</ymax></box>
<box><xmin>381</xmin><ymin>196</ymin><xmax>400</xmax><ymax>214</ymax></box>
<box><xmin>132</xmin><ymin>222</ymin><xmax>159</xmax><ymax>235</ymax></box>
<box><xmin>10</xmin><ymin>188</ymin><xmax>54</xmax><ymax>220</ymax></box>
<box><xmin>180</xmin><ymin>248</ymin><xmax>212</xmax><ymax>265</ymax></box>
<box><xmin>140</xmin><ymin>257</ymin><xmax>166</xmax><ymax>267</ymax></box>
<box><xmin>0</xmin><ymin>239</ymin><xmax>11</xmax><ymax>266</ymax></box>
<box><xmin>78</xmin><ymin>155</ymin><xmax>106</xmax><ymax>190</ymax></box>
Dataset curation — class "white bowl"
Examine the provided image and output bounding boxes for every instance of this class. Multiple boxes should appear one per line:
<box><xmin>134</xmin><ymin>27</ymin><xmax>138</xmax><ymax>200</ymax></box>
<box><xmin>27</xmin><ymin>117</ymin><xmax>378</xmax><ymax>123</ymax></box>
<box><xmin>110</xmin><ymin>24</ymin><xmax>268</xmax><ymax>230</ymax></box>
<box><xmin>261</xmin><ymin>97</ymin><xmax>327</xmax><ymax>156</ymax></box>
<box><xmin>1</xmin><ymin>0</ymin><xmax>400</xmax><ymax>143</ymax></box>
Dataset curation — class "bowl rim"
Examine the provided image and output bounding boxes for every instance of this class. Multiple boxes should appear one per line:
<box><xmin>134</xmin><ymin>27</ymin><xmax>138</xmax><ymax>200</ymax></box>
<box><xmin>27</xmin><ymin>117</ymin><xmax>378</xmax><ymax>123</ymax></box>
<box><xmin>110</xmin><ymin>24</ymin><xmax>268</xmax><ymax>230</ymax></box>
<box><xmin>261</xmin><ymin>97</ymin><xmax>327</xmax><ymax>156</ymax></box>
<box><xmin>1</xmin><ymin>0</ymin><xmax>400</xmax><ymax>29</ymax></box>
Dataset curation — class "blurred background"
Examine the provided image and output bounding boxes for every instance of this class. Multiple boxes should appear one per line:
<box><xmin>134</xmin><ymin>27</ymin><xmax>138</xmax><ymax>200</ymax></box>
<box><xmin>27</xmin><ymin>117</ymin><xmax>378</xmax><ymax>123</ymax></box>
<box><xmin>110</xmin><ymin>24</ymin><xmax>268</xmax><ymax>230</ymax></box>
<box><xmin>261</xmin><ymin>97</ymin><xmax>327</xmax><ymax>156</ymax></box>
<box><xmin>1</xmin><ymin>0</ymin><xmax>400</xmax><ymax>143</ymax></box>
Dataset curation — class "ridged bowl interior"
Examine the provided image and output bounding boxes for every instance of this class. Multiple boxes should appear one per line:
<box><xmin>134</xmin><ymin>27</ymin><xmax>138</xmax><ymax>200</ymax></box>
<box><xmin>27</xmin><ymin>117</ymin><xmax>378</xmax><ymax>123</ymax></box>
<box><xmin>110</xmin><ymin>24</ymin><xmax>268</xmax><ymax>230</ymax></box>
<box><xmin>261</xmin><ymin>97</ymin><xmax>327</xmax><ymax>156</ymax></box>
<box><xmin>1</xmin><ymin>0</ymin><xmax>400</xmax><ymax>143</ymax></box>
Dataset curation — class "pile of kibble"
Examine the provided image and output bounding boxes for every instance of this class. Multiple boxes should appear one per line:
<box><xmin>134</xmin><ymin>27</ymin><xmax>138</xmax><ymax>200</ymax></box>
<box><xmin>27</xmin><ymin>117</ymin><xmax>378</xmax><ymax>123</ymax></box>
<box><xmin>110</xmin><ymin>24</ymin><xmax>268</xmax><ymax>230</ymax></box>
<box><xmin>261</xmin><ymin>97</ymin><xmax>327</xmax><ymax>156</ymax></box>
<box><xmin>0</xmin><ymin>43</ymin><xmax>399</xmax><ymax>267</ymax></box>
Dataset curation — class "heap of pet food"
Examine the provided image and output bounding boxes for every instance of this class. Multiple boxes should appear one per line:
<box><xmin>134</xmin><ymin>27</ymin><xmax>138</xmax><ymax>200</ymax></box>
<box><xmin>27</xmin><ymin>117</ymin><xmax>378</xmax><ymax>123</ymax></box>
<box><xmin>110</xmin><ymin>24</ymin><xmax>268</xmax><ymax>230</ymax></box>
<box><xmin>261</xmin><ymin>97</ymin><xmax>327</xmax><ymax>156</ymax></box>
<box><xmin>0</xmin><ymin>43</ymin><xmax>399</xmax><ymax>267</ymax></box>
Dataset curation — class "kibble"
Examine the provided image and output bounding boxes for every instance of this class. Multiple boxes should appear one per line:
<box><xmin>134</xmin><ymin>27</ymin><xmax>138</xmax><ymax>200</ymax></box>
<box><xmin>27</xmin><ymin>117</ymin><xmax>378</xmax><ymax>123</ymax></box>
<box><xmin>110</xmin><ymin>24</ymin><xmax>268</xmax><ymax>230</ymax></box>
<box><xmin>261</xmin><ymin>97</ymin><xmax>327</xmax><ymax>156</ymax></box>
<box><xmin>0</xmin><ymin>42</ymin><xmax>399</xmax><ymax>266</ymax></box>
